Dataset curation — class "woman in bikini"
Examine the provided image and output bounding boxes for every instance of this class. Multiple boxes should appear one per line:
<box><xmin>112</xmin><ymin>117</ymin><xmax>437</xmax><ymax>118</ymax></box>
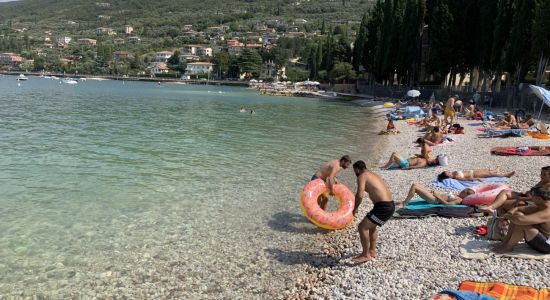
<box><xmin>396</xmin><ymin>183</ymin><xmax>475</xmax><ymax>208</ymax></box>
<box><xmin>437</xmin><ymin>169</ymin><xmax>516</xmax><ymax>182</ymax></box>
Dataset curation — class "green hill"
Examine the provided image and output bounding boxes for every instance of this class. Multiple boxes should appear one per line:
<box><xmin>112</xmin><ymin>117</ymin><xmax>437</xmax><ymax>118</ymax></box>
<box><xmin>0</xmin><ymin>0</ymin><xmax>373</xmax><ymax>35</ymax></box>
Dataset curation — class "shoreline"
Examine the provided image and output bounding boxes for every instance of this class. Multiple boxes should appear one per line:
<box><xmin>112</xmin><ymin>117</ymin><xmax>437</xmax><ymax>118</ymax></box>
<box><xmin>288</xmin><ymin>117</ymin><xmax>550</xmax><ymax>298</ymax></box>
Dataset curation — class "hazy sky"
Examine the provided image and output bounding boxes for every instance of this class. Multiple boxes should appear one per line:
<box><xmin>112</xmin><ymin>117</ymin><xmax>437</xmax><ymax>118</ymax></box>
<box><xmin>0</xmin><ymin>0</ymin><xmax>21</xmax><ymax>2</ymax></box>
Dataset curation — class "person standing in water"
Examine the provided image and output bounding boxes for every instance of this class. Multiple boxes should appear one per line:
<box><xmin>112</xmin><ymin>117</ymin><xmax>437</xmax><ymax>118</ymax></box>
<box><xmin>351</xmin><ymin>160</ymin><xmax>394</xmax><ymax>265</ymax></box>
<box><xmin>311</xmin><ymin>155</ymin><xmax>352</xmax><ymax>210</ymax></box>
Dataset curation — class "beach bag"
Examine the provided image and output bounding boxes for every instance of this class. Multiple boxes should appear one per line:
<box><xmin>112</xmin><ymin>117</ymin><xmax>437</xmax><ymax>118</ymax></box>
<box><xmin>437</xmin><ymin>154</ymin><xmax>449</xmax><ymax>166</ymax></box>
<box><xmin>486</xmin><ymin>211</ymin><xmax>508</xmax><ymax>241</ymax></box>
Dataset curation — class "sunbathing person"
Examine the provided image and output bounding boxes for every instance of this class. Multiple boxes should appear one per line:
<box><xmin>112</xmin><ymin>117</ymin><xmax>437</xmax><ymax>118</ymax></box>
<box><xmin>518</xmin><ymin>114</ymin><xmax>535</xmax><ymax>129</ymax></box>
<box><xmin>379</xmin><ymin>119</ymin><xmax>400</xmax><ymax>135</ymax></box>
<box><xmin>396</xmin><ymin>183</ymin><xmax>475</xmax><ymax>208</ymax></box>
<box><xmin>492</xmin><ymin>186</ymin><xmax>550</xmax><ymax>254</ymax></box>
<box><xmin>437</xmin><ymin>169</ymin><xmax>516</xmax><ymax>182</ymax></box>
<box><xmin>424</xmin><ymin>126</ymin><xmax>445</xmax><ymax>145</ymax></box>
<box><xmin>490</xmin><ymin>111</ymin><xmax>518</xmax><ymax>128</ymax></box>
<box><xmin>381</xmin><ymin>152</ymin><xmax>429</xmax><ymax>170</ymax></box>
<box><xmin>479</xmin><ymin>166</ymin><xmax>550</xmax><ymax>215</ymax></box>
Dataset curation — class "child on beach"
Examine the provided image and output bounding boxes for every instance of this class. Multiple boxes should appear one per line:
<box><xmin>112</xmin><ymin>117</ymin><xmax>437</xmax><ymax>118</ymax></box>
<box><xmin>351</xmin><ymin>160</ymin><xmax>394</xmax><ymax>265</ymax></box>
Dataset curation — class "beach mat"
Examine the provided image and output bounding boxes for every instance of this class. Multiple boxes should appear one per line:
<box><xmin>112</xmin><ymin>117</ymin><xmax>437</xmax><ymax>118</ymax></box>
<box><xmin>430</xmin><ymin>290</ymin><xmax>496</xmax><ymax>300</ymax></box>
<box><xmin>460</xmin><ymin>239</ymin><xmax>550</xmax><ymax>260</ymax></box>
<box><xmin>396</xmin><ymin>200</ymin><xmax>474</xmax><ymax>218</ymax></box>
<box><xmin>433</xmin><ymin>177</ymin><xmax>509</xmax><ymax>190</ymax></box>
<box><xmin>459</xmin><ymin>281</ymin><xmax>550</xmax><ymax>300</ymax></box>
<box><xmin>490</xmin><ymin>147</ymin><xmax>550</xmax><ymax>156</ymax></box>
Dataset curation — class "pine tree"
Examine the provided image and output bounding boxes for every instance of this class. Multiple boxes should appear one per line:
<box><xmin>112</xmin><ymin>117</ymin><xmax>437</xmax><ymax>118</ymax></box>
<box><xmin>505</xmin><ymin>0</ymin><xmax>536</xmax><ymax>83</ymax></box>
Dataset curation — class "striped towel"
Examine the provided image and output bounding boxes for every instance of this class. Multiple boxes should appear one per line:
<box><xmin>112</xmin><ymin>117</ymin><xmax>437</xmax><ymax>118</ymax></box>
<box><xmin>459</xmin><ymin>281</ymin><xmax>550</xmax><ymax>300</ymax></box>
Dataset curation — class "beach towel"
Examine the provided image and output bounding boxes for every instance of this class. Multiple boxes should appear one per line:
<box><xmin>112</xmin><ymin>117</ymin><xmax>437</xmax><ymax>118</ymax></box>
<box><xmin>460</xmin><ymin>239</ymin><xmax>550</xmax><ymax>260</ymax></box>
<box><xmin>396</xmin><ymin>200</ymin><xmax>474</xmax><ymax>218</ymax></box>
<box><xmin>433</xmin><ymin>177</ymin><xmax>509</xmax><ymax>190</ymax></box>
<box><xmin>490</xmin><ymin>147</ymin><xmax>550</xmax><ymax>156</ymax></box>
<box><xmin>484</xmin><ymin>129</ymin><xmax>527</xmax><ymax>138</ymax></box>
<box><xmin>430</xmin><ymin>290</ymin><xmax>496</xmax><ymax>300</ymax></box>
<box><xmin>459</xmin><ymin>281</ymin><xmax>550</xmax><ymax>300</ymax></box>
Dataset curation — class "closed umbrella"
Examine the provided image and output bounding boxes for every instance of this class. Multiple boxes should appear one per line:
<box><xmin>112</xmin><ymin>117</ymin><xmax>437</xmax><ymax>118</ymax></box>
<box><xmin>407</xmin><ymin>90</ymin><xmax>421</xmax><ymax>97</ymax></box>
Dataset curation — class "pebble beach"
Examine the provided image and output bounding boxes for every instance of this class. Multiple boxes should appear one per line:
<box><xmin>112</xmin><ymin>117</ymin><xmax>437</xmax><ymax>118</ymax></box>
<box><xmin>289</xmin><ymin>117</ymin><xmax>550</xmax><ymax>299</ymax></box>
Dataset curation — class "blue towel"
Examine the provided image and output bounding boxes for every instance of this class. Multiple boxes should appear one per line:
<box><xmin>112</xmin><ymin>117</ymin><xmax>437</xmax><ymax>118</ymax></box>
<box><xmin>403</xmin><ymin>199</ymin><xmax>469</xmax><ymax>210</ymax></box>
<box><xmin>440</xmin><ymin>290</ymin><xmax>496</xmax><ymax>300</ymax></box>
<box><xmin>433</xmin><ymin>177</ymin><xmax>509</xmax><ymax>190</ymax></box>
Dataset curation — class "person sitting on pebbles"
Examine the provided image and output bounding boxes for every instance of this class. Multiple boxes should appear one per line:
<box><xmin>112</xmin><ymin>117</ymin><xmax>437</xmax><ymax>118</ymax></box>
<box><xmin>437</xmin><ymin>169</ymin><xmax>515</xmax><ymax>182</ymax></box>
<box><xmin>382</xmin><ymin>139</ymin><xmax>438</xmax><ymax>170</ymax></box>
<box><xmin>351</xmin><ymin>160</ymin><xmax>395</xmax><ymax>265</ymax></box>
<box><xmin>396</xmin><ymin>183</ymin><xmax>475</xmax><ymax>208</ymax></box>
<box><xmin>379</xmin><ymin>119</ymin><xmax>400</xmax><ymax>135</ymax></box>
<box><xmin>479</xmin><ymin>166</ymin><xmax>550</xmax><ymax>215</ymax></box>
<box><xmin>492</xmin><ymin>186</ymin><xmax>550</xmax><ymax>254</ymax></box>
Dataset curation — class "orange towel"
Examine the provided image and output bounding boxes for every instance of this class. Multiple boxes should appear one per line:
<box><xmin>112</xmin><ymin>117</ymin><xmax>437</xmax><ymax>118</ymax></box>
<box><xmin>459</xmin><ymin>281</ymin><xmax>550</xmax><ymax>300</ymax></box>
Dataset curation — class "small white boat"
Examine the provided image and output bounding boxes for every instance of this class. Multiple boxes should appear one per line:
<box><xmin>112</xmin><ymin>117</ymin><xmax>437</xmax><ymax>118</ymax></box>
<box><xmin>62</xmin><ymin>78</ymin><xmax>78</xmax><ymax>84</ymax></box>
<box><xmin>51</xmin><ymin>76</ymin><xmax>59</xmax><ymax>80</ymax></box>
<box><xmin>17</xmin><ymin>74</ymin><xmax>28</xmax><ymax>81</ymax></box>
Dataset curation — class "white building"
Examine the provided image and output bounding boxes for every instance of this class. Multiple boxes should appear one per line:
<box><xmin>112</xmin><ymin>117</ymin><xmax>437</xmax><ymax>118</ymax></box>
<box><xmin>186</xmin><ymin>62</ymin><xmax>214</xmax><ymax>75</ymax></box>
<box><xmin>56</xmin><ymin>36</ymin><xmax>72</xmax><ymax>45</ymax></box>
<box><xmin>125</xmin><ymin>25</ymin><xmax>134</xmax><ymax>35</ymax></box>
<box><xmin>147</xmin><ymin>62</ymin><xmax>170</xmax><ymax>75</ymax></box>
<box><xmin>155</xmin><ymin>51</ymin><xmax>174</xmax><ymax>62</ymax></box>
<box><xmin>181</xmin><ymin>45</ymin><xmax>212</xmax><ymax>57</ymax></box>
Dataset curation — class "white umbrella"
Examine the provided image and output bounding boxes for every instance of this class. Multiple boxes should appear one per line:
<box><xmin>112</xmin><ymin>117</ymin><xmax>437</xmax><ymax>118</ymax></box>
<box><xmin>529</xmin><ymin>84</ymin><xmax>550</xmax><ymax>119</ymax></box>
<box><xmin>407</xmin><ymin>90</ymin><xmax>421</xmax><ymax>97</ymax></box>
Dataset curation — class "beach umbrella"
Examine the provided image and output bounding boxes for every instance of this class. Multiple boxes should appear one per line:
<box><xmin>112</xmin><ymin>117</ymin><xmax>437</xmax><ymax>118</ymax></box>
<box><xmin>529</xmin><ymin>84</ymin><xmax>550</xmax><ymax>119</ymax></box>
<box><xmin>407</xmin><ymin>90</ymin><xmax>421</xmax><ymax>97</ymax></box>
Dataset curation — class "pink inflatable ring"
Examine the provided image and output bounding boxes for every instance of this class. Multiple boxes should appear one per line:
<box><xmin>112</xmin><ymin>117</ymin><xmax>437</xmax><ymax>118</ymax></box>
<box><xmin>461</xmin><ymin>182</ymin><xmax>511</xmax><ymax>206</ymax></box>
<box><xmin>300</xmin><ymin>179</ymin><xmax>355</xmax><ymax>230</ymax></box>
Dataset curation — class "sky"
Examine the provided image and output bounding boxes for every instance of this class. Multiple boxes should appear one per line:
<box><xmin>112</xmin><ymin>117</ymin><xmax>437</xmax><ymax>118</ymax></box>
<box><xmin>0</xmin><ymin>0</ymin><xmax>21</xmax><ymax>2</ymax></box>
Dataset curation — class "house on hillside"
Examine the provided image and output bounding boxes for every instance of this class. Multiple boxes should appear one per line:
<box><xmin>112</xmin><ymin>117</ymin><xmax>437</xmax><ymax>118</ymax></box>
<box><xmin>114</xmin><ymin>38</ymin><xmax>125</xmax><ymax>45</ymax></box>
<box><xmin>113</xmin><ymin>51</ymin><xmax>131</xmax><ymax>62</ymax></box>
<box><xmin>0</xmin><ymin>53</ymin><xmax>23</xmax><ymax>66</ymax></box>
<box><xmin>128</xmin><ymin>36</ymin><xmax>141</xmax><ymax>43</ymax></box>
<box><xmin>147</xmin><ymin>62</ymin><xmax>170</xmax><ymax>75</ymax></box>
<box><xmin>78</xmin><ymin>38</ymin><xmax>97</xmax><ymax>46</ymax></box>
<box><xmin>186</xmin><ymin>62</ymin><xmax>214</xmax><ymax>75</ymax></box>
<box><xmin>179</xmin><ymin>54</ymin><xmax>200</xmax><ymax>62</ymax></box>
<box><xmin>181</xmin><ymin>45</ymin><xmax>213</xmax><ymax>57</ymax></box>
<box><xmin>125</xmin><ymin>25</ymin><xmax>134</xmax><ymax>35</ymax></box>
<box><xmin>183</xmin><ymin>25</ymin><xmax>194</xmax><ymax>32</ymax></box>
<box><xmin>56</xmin><ymin>36</ymin><xmax>72</xmax><ymax>45</ymax></box>
<box><xmin>96</xmin><ymin>27</ymin><xmax>115</xmax><ymax>35</ymax></box>
<box><xmin>155</xmin><ymin>51</ymin><xmax>174</xmax><ymax>62</ymax></box>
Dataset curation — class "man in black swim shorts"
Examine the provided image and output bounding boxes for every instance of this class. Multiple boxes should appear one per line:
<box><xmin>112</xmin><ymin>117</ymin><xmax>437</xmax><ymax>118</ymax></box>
<box><xmin>351</xmin><ymin>160</ymin><xmax>394</xmax><ymax>265</ymax></box>
<box><xmin>493</xmin><ymin>186</ymin><xmax>550</xmax><ymax>254</ymax></box>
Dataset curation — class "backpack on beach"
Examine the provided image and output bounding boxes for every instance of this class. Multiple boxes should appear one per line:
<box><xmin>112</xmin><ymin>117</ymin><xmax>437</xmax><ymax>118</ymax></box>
<box><xmin>486</xmin><ymin>211</ymin><xmax>509</xmax><ymax>241</ymax></box>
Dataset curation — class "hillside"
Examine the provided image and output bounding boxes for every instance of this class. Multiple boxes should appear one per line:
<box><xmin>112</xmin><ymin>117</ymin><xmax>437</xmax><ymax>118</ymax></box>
<box><xmin>0</xmin><ymin>0</ymin><xmax>372</xmax><ymax>35</ymax></box>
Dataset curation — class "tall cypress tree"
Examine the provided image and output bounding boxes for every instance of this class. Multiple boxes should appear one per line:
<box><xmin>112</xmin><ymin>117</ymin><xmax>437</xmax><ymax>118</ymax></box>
<box><xmin>352</xmin><ymin>13</ymin><xmax>368</xmax><ymax>71</ymax></box>
<box><xmin>505</xmin><ymin>0</ymin><xmax>536</xmax><ymax>83</ymax></box>
<box><xmin>532</xmin><ymin>0</ymin><xmax>550</xmax><ymax>85</ymax></box>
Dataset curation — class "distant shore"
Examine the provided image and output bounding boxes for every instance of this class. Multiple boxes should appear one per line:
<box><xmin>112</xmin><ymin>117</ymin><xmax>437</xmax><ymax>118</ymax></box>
<box><xmin>0</xmin><ymin>71</ymin><xmax>249</xmax><ymax>87</ymax></box>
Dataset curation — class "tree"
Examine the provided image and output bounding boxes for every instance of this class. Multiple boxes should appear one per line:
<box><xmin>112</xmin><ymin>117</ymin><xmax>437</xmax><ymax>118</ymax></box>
<box><xmin>352</xmin><ymin>13</ymin><xmax>368</xmax><ymax>71</ymax></box>
<box><xmin>504</xmin><ymin>0</ymin><xmax>536</xmax><ymax>83</ymax></box>
<box><xmin>307</xmin><ymin>46</ymin><xmax>318</xmax><ymax>79</ymax></box>
<box><xmin>167</xmin><ymin>50</ymin><xmax>181</xmax><ymax>66</ymax></box>
<box><xmin>329</xmin><ymin>62</ymin><xmax>356</xmax><ymax>82</ymax></box>
<box><xmin>239</xmin><ymin>49</ymin><xmax>263</xmax><ymax>78</ymax></box>
<box><xmin>532</xmin><ymin>0</ymin><xmax>550</xmax><ymax>85</ymax></box>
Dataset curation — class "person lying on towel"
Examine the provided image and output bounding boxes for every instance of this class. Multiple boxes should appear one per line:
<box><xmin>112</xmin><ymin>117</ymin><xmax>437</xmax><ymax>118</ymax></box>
<box><xmin>492</xmin><ymin>186</ymin><xmax>550</xmax><ymax>254</ymax></box>
<box><xmin>437</xmin><ymin>169</ymin><xmax>515</xmax><ymax>182</ymax></box>
<box><xmin>395</xmin><ymin>183</ymin><xmax>474</xmax><ymax>208</ymax></box>
<box><xmin>381</xmin><ymin>139</ymin><xmax>439</xmax><ymax>170</ymax></box>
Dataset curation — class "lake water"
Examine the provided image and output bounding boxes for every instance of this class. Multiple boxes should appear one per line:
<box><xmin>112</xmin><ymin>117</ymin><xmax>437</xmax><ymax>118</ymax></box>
<box><xmin>0</xmin><ymin>75</ymin><xmax>384</xmax><ymax>298</ymax></box>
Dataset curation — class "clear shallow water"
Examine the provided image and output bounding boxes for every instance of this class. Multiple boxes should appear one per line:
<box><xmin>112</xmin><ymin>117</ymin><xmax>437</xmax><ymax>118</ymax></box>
<box><xmin>0</xmin><ymin>75</ymin><xmax>383</xmax><ymax>297</ymax></box>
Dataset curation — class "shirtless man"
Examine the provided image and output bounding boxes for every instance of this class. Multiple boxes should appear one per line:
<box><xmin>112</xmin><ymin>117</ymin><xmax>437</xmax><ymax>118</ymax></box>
<box><xmin>312</xmin><ymin>155</ymin><xmax>352</xmax><ymax>209</ymax></box>
<box><xmin>480</xmin><ymin>166</ymin><xmax>550</xmax><ymax>215</ymax></box>
<box><xmin>492</xmin><ymin>111</ymin><xmax>517</xmax><ymax>128</ymax></box>
<box><xmin>493</xmin><ymin>186</ymin><xmax>550</xmax><ymax>254</ymax></box>
<box><xmin>351</xmin><ymin>160</ymin><xmax>394</xmax><ymax>265</ymax></box>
